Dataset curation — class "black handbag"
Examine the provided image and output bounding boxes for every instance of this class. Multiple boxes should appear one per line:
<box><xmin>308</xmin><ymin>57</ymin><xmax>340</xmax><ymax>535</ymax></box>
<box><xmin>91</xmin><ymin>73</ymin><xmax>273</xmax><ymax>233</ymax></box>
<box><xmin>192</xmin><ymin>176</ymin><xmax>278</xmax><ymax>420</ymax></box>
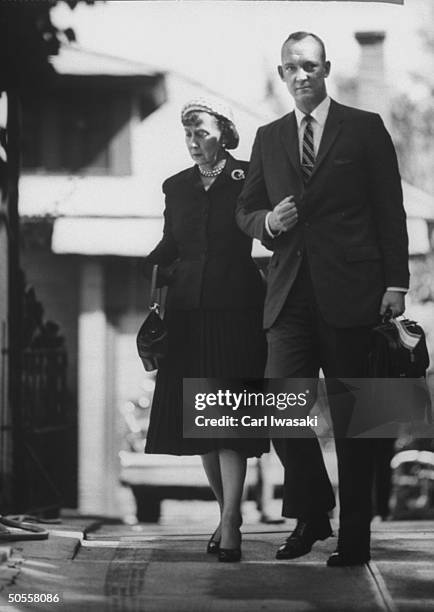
<box><xmin>136</xmin><ymin>265</ymin><xmax>168</xmax><ymax>371</ymax></box>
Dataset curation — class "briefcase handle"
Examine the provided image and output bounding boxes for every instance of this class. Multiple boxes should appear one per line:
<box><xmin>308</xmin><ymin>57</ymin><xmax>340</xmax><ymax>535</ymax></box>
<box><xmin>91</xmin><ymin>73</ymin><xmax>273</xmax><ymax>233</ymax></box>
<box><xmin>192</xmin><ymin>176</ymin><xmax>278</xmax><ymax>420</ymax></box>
<box><xmin>382</xmin><ymin>309</ymin><xmax>410</xmax><ymax>326</ymax></box>
<box><xmin>382</xmin><ymin>307</ymin><xmax>394</xmax><ymax>324</ymax></box>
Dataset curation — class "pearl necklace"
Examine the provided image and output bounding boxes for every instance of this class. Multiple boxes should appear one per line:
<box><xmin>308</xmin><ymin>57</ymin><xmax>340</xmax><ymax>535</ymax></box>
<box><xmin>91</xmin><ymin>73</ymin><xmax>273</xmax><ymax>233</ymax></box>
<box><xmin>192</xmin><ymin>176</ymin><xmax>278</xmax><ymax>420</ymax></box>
<box><xmin>198</xmin><ymin>159</ymin><xmax>227</xmax><ymax>177</ymax></box>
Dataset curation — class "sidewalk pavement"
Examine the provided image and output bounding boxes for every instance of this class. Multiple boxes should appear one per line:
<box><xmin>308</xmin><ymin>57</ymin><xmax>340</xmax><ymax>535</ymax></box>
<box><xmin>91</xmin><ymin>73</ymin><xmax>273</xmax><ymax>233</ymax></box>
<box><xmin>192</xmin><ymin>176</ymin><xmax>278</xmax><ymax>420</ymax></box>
<box><xmin>0</xmin><ymin>508</ymin><xmax>433</xmax><ymax>612</ymax></box>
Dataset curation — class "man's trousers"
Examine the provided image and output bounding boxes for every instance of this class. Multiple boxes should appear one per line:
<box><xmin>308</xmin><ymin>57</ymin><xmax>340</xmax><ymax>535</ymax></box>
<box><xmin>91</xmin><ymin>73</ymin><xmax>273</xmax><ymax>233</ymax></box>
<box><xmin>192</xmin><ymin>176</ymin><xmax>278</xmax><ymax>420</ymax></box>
<box><xmin>265</xmin><ymin>257</ymin><xmax>376</xmax><ymax>556</ymax></box>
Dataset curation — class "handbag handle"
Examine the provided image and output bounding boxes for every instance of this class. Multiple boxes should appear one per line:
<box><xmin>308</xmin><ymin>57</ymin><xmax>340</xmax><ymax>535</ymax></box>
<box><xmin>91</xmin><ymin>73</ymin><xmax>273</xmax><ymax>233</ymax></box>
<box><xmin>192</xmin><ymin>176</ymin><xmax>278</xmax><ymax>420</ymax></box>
<box><xmin>149</xmin><ymin>264</ymin><xmax>161</xmax><ymax>312</ymax></box>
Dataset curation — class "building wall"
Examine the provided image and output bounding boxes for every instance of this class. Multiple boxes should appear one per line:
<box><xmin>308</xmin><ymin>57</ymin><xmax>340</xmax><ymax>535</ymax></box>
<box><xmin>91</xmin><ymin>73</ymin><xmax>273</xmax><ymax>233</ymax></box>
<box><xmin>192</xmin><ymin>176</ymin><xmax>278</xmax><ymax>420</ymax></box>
<box><xmin>0</xmin><ymin>222</ymin><xmax>8</xmax><ymax>369</ymax></box>
<box><xmin>20</xmin><ymin>249</ymin><xmax>80</xmax><ymax>507</ymax></box>
<box><xmin>19</xmin><ymin>249</ymin><xmax>151</xmax><ymax>514</ymax></box>
<box><xmin>0</xmin><ymin>218</ymin><xmax>11</xmax><ymax>505</ymax></box>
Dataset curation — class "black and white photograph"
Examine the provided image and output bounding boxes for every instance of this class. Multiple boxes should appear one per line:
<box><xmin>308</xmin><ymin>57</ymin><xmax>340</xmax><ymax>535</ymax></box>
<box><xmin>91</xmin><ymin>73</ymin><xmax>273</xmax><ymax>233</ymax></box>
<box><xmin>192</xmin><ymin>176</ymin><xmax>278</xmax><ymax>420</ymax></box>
<box><xmin>0</xmin><ymin>0</ymin><xmax>433</xmax><ymax>610</ymax></box>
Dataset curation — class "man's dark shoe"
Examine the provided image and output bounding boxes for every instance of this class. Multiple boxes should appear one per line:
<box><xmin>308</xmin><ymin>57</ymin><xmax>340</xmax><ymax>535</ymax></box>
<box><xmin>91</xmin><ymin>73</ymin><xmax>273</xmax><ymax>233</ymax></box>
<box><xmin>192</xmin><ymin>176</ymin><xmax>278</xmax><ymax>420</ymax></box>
<box><xmin>276</xmin><ymin>518</ymin><xmax>332</xmax><ymax>560</ymax></box>
<box><xmin>327</xmin><ymin>551</ymin><xmax>370</xmax><ymax>567</ymax></box>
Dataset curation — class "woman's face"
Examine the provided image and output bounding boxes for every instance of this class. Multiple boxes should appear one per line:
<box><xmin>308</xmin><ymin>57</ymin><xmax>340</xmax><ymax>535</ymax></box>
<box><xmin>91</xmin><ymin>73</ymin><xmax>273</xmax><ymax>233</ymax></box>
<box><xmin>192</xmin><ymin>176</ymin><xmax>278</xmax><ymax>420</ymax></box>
<box><xmin>184</xmin><ymin>112</ymin><xmax>223</xmax><ymax>166</ymax></box>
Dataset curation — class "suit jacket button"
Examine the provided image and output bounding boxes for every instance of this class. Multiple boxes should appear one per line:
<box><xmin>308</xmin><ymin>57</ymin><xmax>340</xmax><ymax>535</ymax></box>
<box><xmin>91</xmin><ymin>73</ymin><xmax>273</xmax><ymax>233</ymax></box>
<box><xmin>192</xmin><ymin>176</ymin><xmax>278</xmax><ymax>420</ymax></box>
<box><xmin>296</xmin><ymin>250</ymin><xmax>302</xmax><ymax>257</ymax></box>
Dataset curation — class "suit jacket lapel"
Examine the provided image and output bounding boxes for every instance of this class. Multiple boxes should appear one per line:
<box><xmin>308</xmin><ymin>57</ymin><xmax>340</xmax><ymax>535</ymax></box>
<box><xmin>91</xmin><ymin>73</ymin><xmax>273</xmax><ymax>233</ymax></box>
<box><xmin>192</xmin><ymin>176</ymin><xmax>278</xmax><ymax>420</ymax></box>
<box><xmin>280</xmin><ymin>112</ymin><xmax>303</xmax><ymax>184</ymax></box>
<box><xmin>309</xmin><ymin>99</ymin><xmax>343</xmax><ymax>181</ymax></box>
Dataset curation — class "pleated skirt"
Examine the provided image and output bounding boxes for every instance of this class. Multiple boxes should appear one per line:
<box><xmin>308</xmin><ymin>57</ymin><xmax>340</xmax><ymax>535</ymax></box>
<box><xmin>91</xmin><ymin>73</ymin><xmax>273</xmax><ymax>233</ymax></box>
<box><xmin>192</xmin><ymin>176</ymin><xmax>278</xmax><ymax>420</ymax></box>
<box><xmin>145</xmin><ymin>309</ymin><xmax>269</xmax><ymax>456</ymax></box>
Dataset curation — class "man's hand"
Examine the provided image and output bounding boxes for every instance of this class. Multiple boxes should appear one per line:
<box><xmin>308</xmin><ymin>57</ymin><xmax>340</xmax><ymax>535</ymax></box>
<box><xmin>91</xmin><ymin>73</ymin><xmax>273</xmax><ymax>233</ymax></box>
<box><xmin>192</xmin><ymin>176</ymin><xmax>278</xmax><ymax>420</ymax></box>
<box><xmin>268</xmin><ymin>196</ymin><xmax>298</xmax><ymax>233</ymax></box>
<box><xmin>380</xmin><ymin>290</ymin><xmax>405</xmax><ymax>318</ymax></box>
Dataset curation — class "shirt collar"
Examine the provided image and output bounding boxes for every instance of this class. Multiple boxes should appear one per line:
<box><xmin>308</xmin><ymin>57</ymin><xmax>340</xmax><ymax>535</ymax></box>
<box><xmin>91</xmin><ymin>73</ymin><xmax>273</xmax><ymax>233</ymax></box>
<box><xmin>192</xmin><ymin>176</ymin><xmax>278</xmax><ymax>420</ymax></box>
<box><xmin>294</xmin><ymin>95</ymin><xmax>331</xmax><ymax>128</ymax></box>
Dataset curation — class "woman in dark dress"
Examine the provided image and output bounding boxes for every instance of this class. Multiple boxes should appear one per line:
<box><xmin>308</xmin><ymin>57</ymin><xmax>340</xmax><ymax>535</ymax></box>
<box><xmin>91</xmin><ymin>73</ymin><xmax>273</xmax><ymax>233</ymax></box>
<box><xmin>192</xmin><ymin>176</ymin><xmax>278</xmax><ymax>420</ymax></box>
<box><xmin>144</xmin><ymin>99</ymin><xmax>268</xmax><ymax>562</ymax></box>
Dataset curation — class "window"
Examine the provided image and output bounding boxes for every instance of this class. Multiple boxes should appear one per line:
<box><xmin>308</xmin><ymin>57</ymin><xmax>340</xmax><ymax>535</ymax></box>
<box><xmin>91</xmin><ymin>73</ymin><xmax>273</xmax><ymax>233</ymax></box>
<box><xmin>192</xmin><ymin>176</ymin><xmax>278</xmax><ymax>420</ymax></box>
<box><xmin>21</xmin><ymin>89</ymin><xmax>132</xmax><ymax>176</ymax></box>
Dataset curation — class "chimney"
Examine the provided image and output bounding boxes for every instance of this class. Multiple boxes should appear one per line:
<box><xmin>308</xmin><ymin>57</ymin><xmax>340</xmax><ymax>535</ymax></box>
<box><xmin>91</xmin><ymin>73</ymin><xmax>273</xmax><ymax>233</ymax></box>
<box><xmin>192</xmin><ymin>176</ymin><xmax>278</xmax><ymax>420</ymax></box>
<box><xmin>354</xmin><ymin>31</ymin><xmax>389</xmax><ymax>125</ymax></box>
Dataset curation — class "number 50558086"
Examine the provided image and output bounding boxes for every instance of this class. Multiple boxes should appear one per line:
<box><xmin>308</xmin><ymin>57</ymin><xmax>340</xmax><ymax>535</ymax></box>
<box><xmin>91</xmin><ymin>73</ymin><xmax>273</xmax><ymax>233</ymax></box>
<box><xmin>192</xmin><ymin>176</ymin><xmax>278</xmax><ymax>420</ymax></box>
<box><xmin>8</xmin><ymin>593</ymin><xmax>60</xmax><ymax>603</ymax></box>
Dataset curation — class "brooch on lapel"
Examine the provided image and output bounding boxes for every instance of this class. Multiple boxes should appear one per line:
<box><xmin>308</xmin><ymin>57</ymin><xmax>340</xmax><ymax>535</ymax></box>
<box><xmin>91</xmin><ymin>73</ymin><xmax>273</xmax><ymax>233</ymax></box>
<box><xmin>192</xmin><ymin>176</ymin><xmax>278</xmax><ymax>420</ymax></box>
<box><xmin>231</xmin><ymin>168</ymin><xmax>245</xmax><ymax>181</ymax></box>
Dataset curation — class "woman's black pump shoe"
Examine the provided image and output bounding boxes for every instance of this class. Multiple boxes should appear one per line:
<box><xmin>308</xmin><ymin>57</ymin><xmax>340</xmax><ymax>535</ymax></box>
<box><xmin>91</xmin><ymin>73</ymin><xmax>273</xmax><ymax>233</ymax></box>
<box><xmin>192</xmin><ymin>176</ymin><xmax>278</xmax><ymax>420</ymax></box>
<box><xmin>218</xmin><ymin>547</ymin><xmax>241</xmax><ymax>563</ymax></box>
<box><xmin>218</xmin><ymin>528</ymin><xmax>242</xmax><ymax>562</ymax></box>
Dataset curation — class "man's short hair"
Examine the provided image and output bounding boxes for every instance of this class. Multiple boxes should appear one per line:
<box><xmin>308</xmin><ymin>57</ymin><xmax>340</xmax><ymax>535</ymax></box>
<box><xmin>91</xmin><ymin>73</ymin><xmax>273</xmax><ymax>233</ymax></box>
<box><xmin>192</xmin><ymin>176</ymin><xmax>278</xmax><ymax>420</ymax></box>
<box><xmin>282</xmin><ymin>31</ymin><xmax>327</xmax><ymax>62</ymax></box>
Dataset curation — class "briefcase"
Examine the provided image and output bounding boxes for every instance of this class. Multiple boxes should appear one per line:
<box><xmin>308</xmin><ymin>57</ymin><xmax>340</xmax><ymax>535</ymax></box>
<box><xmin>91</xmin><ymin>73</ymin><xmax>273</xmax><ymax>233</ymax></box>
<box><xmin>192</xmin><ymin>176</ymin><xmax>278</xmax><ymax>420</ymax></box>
<box><xmin>367</xmin><ymin>316</ymin><xmax>432</xmax><ymax>425</ymax></box>
<box><xmin>368</xmin><ymin>317</ymin><xmax>430</xmax><ymax>378</ymax></box>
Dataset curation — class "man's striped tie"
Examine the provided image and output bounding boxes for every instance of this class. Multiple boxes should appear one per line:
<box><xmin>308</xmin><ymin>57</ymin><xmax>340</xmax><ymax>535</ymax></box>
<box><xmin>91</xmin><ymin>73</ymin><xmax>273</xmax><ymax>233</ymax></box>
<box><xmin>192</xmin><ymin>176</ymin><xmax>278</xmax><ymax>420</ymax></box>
<box><xmin>301</xmin><ymin>115</ymin><xmax>315</xmax><ymax>183</ymax></box>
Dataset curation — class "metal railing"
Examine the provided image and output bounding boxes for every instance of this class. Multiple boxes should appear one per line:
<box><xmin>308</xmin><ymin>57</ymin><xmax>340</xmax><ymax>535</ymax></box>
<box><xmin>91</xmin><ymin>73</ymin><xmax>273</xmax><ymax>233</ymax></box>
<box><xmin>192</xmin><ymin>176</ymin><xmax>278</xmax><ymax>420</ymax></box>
<box><xmin>21</xmin><ymin>348</ymin><xmax>68</xmax><ymax>432</ymax></box>
<box><xmin>13</xmin><ymin>347</ymin><xmax>69</xmax><ymax>515</ymax></box>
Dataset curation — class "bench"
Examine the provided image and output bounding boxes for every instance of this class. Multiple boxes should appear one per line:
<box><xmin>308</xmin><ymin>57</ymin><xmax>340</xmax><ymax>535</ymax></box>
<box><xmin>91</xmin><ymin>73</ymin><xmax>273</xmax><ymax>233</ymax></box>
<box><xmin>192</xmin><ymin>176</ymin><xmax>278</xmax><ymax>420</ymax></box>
<box><xmin>119</xmin><ymin>451</ymin><xmax>285</xmax><ymax>522</ymax></box>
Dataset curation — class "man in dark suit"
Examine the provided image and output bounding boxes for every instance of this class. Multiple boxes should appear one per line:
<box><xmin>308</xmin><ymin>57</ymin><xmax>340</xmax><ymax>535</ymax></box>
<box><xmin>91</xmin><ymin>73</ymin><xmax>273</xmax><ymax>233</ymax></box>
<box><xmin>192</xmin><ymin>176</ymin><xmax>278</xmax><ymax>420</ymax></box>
<box><xmin>236</xmin><ymin>31</ymin><xmax>409</xmax><ymax>566</ymax></box>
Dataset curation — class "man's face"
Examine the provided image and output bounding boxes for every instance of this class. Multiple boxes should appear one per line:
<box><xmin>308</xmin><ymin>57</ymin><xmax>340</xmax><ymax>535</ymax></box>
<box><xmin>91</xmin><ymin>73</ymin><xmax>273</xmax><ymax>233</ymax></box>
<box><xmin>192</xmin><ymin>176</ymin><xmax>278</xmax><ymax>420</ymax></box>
<box><xmin>278</xmin><ymin>36</ymin><xmax>330</xmax><ymax>112</ymax></box>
